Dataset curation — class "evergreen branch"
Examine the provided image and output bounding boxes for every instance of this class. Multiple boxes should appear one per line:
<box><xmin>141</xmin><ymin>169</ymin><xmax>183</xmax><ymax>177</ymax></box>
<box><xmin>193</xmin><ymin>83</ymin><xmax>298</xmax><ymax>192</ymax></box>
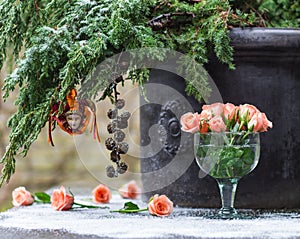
<box><xmin>0</xmin><ymin>0</ymin><xmax>298</xmax><ymax>185</ymax></box>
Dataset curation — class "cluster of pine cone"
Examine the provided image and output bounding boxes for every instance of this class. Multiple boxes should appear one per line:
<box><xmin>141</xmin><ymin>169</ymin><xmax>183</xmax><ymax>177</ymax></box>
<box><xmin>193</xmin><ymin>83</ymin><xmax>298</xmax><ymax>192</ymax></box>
<box><xmin>105</xmin><ymin>99</ymin><xmax>131</xmax><ymax>177</ymax></box>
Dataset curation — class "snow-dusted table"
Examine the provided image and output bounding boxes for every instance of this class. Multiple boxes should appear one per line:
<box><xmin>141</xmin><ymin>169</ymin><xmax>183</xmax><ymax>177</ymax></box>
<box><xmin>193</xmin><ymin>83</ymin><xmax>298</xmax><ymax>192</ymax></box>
<box><xmin>1</xmin><ymin>193</ymin><xmax>300</xmax><ymax>239</ymax></box>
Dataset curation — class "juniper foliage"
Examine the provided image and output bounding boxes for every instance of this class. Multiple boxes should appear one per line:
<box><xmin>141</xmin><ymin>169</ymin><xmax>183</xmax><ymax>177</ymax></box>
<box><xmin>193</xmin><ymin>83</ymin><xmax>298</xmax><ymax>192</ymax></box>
<box><xmin>0</xmin><ymin>0</ymin><xmax>299</xmax><ymax>185</ymax></box>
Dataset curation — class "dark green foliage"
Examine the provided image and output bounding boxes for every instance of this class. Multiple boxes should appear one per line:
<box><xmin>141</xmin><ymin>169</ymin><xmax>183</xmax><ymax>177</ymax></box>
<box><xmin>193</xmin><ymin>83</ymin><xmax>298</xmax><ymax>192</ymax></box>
<box><xmin>196</xmin><ymin>135</ymin><xmax>257</xmax><ymax>179</ymax></box>
<box><xmin>0</xmin><ymin>0</ymin><xmax>298</xmax><ymax>185</ymax></box>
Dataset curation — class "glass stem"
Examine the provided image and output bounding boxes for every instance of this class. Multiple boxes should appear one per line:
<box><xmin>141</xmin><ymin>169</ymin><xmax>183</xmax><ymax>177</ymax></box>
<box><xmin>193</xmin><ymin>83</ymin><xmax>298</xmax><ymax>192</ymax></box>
<box><xmin>216</xmin><ymin>178</ymin><xmax>238</xmax><ymax>217</ymax></box>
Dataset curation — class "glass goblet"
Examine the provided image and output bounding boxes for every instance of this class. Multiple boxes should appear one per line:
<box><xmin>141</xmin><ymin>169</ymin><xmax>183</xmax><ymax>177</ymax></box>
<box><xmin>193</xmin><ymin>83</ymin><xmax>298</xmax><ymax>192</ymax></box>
<box><xmin>194</xmin><ymin>132</ymin><xmax>260</xmax><ymax>219</ymax></box>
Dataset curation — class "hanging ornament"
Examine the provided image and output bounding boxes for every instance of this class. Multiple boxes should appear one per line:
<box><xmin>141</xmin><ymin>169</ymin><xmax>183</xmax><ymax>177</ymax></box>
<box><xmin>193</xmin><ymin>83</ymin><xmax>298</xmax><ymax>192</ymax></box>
<box><xmin>104</xmin><ymin>76</ymin><xmax>130</xmax><ymax>178</ymax></box>
<box><xmin>48</xmin><ymin>89</ymin><xmax>101</xmax><ymax>146</ymax></box>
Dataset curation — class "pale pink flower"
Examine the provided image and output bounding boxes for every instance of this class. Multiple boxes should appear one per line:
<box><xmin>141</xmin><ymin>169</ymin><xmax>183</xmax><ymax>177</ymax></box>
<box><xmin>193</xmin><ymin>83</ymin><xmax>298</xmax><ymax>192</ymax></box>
<box><xmin>248</xmin><ymin>112</ymin><xmax>273</xmax><ymax>132</ymax></box>
<box><xmin>119</xmin><ymin>180</ymin><xmax>140</xmax><ymax>199</ymax></box>
<box><xmin>223</xmin><ymin>103</ymin><xmax>238</xmax><ymax>120</ymax></box>
<box><xmin>51</xmin><ymin>186</ymin><xmax>74</xmax><ymax>211</ymax></box>
<box><xmin>148</xmin><ymin>194</ymin><xmax>173</xmax><ymax>217</ymax></box>
<box><xmin>202</xmin><ymin>103</ymin><xmax>224</xmax><ymax>117</ymax></box>
<box><xmin>180</xmin><ymin>112</ymin><xmax>200</xmax><ymax>133</ymax></box>
<box><xmin>12</xmin><ymin>187</ymin><xmax>34</xmax><ymax>207</ymax></box>
<box><xmin>239</xmin><ymin>104</ymin><xmax>260</xmax><ymax>121</ymax></box>
<box><xmin>209</xmin><ymin>115</ymin><xmax>226</xmax><ymax>132</ymax></box>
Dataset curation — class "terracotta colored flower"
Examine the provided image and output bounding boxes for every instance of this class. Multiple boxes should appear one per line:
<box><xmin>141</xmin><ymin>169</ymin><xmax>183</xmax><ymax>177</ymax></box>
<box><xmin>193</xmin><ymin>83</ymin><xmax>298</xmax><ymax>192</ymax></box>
<box><xmin>223</xmin><ymin>103</ymin><xmax>237</xmax><ymax>121</ymax></box>
<box><xmin>248</xmin><ymin>112</ymin><xmax>273</xmax><ymax>132</ymax></box>
<box><xmin>148</xmin><ymin>194</ymin><xmax>173</xmax><ymax>217</ymax></box>
<box><xmin>208</xmin><ymin>115</ymin><xmax>226</xmax><ymax>132</ymax></box>
<box><xmin>119</xmin><ymin>180</ymin><xmax>141</xmax><ymax>199</ymax></box>
<box><xmin>200</xmin><ymin>120</ymin><xmax>209</xmax><ymax>133</ymax></box>
<box><xmin>180</xmin><ymin>112</ymin><xmax>200</xmax><ymax>133</ymax></box>
<box><xmin>12</xmin><ymin>186</ymin><xmax>34</xmax><ymax>207</ymax></box>
<box><xmin>51</xmin><ymin>186</ymin><xmax>74</xmax><ymax>211</ymax></box>
<box><xmin>92</xmin><ymin>184</ymin><xmax>111</xmax><ymax>204</ymax></box>
<box><xmin>202</xmin><ymin>103</ymin><xmax>224</xmax><ymax>117</ymax></box>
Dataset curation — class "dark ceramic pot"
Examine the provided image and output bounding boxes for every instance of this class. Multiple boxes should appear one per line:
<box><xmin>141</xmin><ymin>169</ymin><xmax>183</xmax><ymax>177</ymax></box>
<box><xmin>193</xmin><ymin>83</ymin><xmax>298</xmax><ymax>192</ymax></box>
<box><xmin>140</xmin><ymin>28</ymin><xmax>300</xmax><ymax>209</ymax></box>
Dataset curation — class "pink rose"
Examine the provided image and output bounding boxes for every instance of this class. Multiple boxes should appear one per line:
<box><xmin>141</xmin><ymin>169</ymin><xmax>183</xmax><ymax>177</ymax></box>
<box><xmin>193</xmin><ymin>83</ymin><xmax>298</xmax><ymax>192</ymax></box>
<box><xmin>238</xmin><ymin>104</ymin><xmax>259</xmax><ymax>121</ymax></box>
<box><xmin>208</xmin><ymin>115</ymin><xmax>226</xmax><ymax>132</ymax></box>
<box><xmin>92</xmin><ymin>184</ymin><xmax>111</xmax><ymax>204</ymax></box>
<box><xmin>223</xmin><ymin>103</ymin><xmax>237</xmax><ymax>120</ymax></box>
<box><xmin>248</xmin><ymin>112</ymin><xmax>273</xmax><ymax>132</ymax></box>
<box><xmin>180</xmin><ymin>112</ymin><xmax>200</xmax><ymax>133</ymax></box>
<box><xmin>148</xmin><ymin>194</ymin><xmax>173</xmax><ymax>217</ymax></box>
<box><xmin>198</xmin><ymin>109</ymin><xmax>213</xmax><ymax>121</ymax></box>
<box><xmin>12</xmin><ymin>186</ymin><xmax>34</xmax><ymax>207</ymax></box>
<box><xmin>119</xmin><ymin>180</ymin><xmax>140</xmax><ymax>199</ymax></box>
<box><xmin>202</xmin><ymin>103</ymin><xmax>224</xmax><ymax>117</ymax></box>
<box><xmin>51</xmin><ymin>186</ymin><xmax>74</xmax><ymax>211</ymax></box>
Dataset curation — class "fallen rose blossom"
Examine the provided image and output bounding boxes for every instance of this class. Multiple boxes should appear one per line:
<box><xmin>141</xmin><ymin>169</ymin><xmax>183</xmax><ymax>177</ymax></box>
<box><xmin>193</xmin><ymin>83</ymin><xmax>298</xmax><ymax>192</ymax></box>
<box><xmin>12</xmin><ymin>186</ymin><xmax>34</xmax><ymax>207</ymax></box>
<box><xmin>92</xmin><ymin>184</ymin><xmax>111</xmax><ymax>204</ymax></box>
<box><xmin>148</xmin><ymin>194</ymin><xmax>173</xmax><ymax>217</ymax></box>
<box><xmin>119</xmin><ymin>180</ymin><xmax>141</xmax><ymax>199</ymax></box>
<box><xmin>51</xmin><ymin>186</ymin><xmax>74</xmax><ymax>211</ymax></box>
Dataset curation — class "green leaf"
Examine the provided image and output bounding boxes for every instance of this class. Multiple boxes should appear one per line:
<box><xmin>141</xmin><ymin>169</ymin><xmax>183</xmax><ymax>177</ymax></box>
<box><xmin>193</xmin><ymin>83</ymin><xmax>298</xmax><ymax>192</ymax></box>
<box><xmin>232</xmin><ymin>122</ymin><xmax>240</xmax><ymax>132</ymax></box>
<box><xmin>34</xmin><ymin>192</ymin><xmax>51</xmax><ymax>203</ymax></box>
<box><xmin>110</xmin><ymin>201</ymin><xmax>148</xmax><ymax>213</ymax></box>
<box><xmin>123</xmin><ymin>202</ymin><xmax>140</xmax><ymax>210</ymax></box>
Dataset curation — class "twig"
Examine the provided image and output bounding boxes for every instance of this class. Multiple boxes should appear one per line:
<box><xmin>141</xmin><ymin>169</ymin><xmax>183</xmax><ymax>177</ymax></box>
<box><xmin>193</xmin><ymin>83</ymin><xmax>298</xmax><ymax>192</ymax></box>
<box><xmin>34</xmin><ymin>0</ymin><xmax>40</xmax><ymax>19</ymax></box>
<box><xmin>245</xmin><ymin>2</ymin><xmax>267</xmax><ymax>27</ymax></box>
<box><xmin>154</xmin><ymin>0</ymin><xmax>172</xmax><ymax>13</ymax></box>
<box><xmin>148</xmin><ymin>12</ymin><xmax>195</xmax><ymax>30</ymax></box>
<box><xmin>182</xmin><ymin>0</ymin><xmax>202</xmax><ymax>3</ymax></box>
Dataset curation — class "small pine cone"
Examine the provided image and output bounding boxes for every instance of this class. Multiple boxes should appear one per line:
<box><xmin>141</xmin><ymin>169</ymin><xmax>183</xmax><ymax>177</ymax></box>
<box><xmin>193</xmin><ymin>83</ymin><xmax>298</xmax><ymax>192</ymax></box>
<box><xmin>117</xmin><ymin>162</ymin><xmax>128</xmax><ymax>174</ymax></box>
<box><xmin>110</xmin><ymin>150</ymin><xmax>120</xmax><ymax>163</ymax></box>
<box><xmin>114</xmin><ymin>129</ymin><xmax>125</xmax><ymax>142</ymax></box>
<box><xmin>105</xmin><ymin>138</ymin><xmax>116</xmax><ymax>150</ymax></box>
<box><xmin>117</xmin><ymin>117</ymin><xmax>128</xmax><ymax>129</ymax></box>
<box><xmin>107</xmin><ymin>108</ymin><xmax>118</xmax><ymax>119</ymax></box>
<box><xmin>106</xmin><ymin>165</ymin><xmax>116</xmax><ymax>178</ymax></box>
<box><xmin>120</xmin><ymin>111</ymin><xmax>131</xmax><ymax>120</ymax></box>
<box><xmin>117</xmin><ymin>142</ymin><xmax>129</xmax><ymax>154</ymax></box>
<box><xmin>115</xmin><ymin>99</ymin><xmax>125</xmax><ymax>109</ymax></box>
<box><xmin>107</xmin><ymin>122</ymin><xmax>117</xmax><ymax>134</ymax></box>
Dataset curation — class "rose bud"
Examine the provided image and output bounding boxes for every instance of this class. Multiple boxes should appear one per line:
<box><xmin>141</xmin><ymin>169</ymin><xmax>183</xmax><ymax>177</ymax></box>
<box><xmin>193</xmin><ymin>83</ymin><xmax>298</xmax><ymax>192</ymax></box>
<box><xmin>12</xmin><ymin>186</ymin><xmax>34</xmax><ymax>207</ymax></box>
<box><xmin>148</xmin><ymin>194</ymin><xmax>174</xmax><ymax>217</ymax></box>
<box><xmin>180</xmin><ymin>112</ymin><xmax>200</xmax><ymax>133</ymax></box>
<box><xmin>51</xmin><ymin>186</ymin><xmax>74</xmax><ymax>211</ymax></box>
<box><xmin>92</xmin><ymin>184</ymin><xmax>111</xmax><ymax>204</ymax></box>
<box><xmin>119</xmin><ymin>180</ymin><xmax>140</xmax><ymax>199</ymax></box>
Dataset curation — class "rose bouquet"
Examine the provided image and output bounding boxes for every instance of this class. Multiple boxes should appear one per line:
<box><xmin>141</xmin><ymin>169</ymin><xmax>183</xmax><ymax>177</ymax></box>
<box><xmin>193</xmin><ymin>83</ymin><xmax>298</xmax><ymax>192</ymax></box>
<box><xmin>180</xmin><ymin>102</ymin><xmax>273</xmax><ymax>179</ymax></box>
<box><xmin>180</xmin><ymin>103</ymin><xmax>272</xmax><ymax>134</ymax></box>
<box><xmin>181</xmin><ymin>102</ymin><xmax>272</xmax><ymax>218</ymax></box>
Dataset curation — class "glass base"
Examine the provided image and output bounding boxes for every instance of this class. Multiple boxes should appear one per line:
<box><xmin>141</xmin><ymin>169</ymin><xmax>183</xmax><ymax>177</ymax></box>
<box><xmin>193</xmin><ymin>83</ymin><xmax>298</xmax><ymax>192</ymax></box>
<box><xmin>202</xmin><ymin>209</ymin><xmax>258</xmax><ymax>220</ymax></box>
<box><xmin>218</xmin><ymin>207</ymin><xmax>238</xmax><ymax>219</ymax></box>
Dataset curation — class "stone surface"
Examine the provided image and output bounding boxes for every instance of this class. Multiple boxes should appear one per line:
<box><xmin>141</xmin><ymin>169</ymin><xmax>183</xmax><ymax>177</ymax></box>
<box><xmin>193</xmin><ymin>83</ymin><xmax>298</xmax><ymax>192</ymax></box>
<box><xmin>1</xmin><ymin>193</ymin><xmax>300</xmax><ymax>239</ymax></box>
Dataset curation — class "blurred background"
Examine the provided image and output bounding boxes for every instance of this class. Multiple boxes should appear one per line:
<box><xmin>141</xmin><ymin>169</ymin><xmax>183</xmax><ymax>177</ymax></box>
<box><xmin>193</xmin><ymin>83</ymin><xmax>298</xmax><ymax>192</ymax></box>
<box><xmin>0</xmin><ymin>60</ymin><xmax>141</xmax><ymax>211</ymax></box>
